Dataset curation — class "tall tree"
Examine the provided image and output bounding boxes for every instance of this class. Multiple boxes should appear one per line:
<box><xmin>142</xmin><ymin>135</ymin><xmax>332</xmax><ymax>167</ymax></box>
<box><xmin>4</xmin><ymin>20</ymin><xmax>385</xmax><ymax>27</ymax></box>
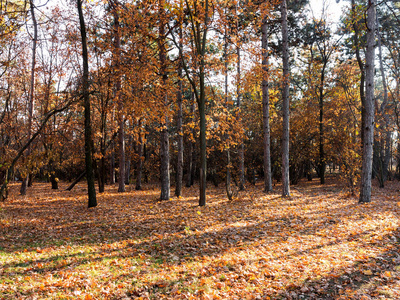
<box><xmin>262</xmin><ymin>11</ymin><xmax>273</xmax><ymax>193</ymax></box>
<box><xmin>223</xmin><ymin>9</ymin><xmax>234</xmax><ymax>200</ymax></box>
<box><xmin>77</xmin><ymin>0</ymin><xmax>97</xmax><ymax>208</ymax></box>
<box><xmin>351</xmin><ymin>0</ymin><xmax>366</xmax><ymax>146</ymax></box>
<box><xmin>359</xmin><ymin>0</ymin><xmax>376</xmax><ymax>203</ymax></box>
<box><xmin>373</xmin><ymin>11</ymin><xmax>391</xmax><ymax>187</ymax></box>
<box><xmin>281</xmin><ymin>0</ymin><xmax>290</xmax><ymax>197</ymax></box>
<box><xmin>175</xmin><ymin>0</ymin><xmax>211</xmax><ymax>206</ymax></box>
<box><xmin>110</xmin><ymin>0</ymin><xmax>125</xmax><ymax>193</ymax></box>
<box><xmin>159</xmin><ymin>0</ymin><xmax>170</xmax><ymax>200</ymax></box>
<box><xmin>236</xmin><ymin>1</ymin><xmax>245</xmax><ymax>191</ymax></box>
<box><xmin>20</xmin><ymin>0</ymin><xmax>37</xmax><ymax>195</ymax></box>
<box><xmin>175</xmin><ymin>7</ymin><xmax>184</xmax><ymax>198</ymax></box>
<box><xmin>305</xmin><ymin>4</ymin><xmax>341</xmax><ymax>185</ymax></box>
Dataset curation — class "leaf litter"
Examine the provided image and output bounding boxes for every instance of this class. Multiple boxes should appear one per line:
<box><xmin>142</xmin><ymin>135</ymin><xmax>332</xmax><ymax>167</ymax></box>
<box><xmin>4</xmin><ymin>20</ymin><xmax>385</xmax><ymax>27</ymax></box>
<box><xmin>1</xmin><ymin>179</ymin><xmax>400</xmax><ymax>299</ymax></box>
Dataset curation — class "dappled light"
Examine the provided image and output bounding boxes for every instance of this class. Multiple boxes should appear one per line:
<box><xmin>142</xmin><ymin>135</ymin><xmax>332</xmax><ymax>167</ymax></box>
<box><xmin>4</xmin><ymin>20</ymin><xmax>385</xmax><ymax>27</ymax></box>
<box><xmin>1</xmin><ymin>179</ymin><xmax>400</xmax><ymax>299</ymax></box>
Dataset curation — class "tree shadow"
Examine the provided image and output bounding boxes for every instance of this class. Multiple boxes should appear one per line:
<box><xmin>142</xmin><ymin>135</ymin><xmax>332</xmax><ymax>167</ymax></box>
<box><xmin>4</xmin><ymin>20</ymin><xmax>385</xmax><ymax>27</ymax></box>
<box><xmin>1</xmin><ymin>180</ymin><xmax>400</xmax><ymax>298</ymax></box>
<box><xmin>269</xmin><ymin>227</ymin><xmax>400</xmax><ymax>299</ymax></box>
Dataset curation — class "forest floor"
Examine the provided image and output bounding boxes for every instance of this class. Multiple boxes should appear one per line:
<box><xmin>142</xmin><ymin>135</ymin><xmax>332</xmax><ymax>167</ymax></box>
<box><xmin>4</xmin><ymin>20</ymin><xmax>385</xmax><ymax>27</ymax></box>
<box><xmin>1</xmin><ymin>178</ymin><xmax>400</xmax><ymax>299</ymax></box>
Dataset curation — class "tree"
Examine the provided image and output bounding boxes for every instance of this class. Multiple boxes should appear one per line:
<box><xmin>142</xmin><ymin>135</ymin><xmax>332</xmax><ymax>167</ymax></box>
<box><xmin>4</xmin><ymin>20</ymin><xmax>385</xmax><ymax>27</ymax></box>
<box><xmin>303</xmin><ymin>4</ymin><xmax>342</xmax><ymax>185</ymax></box>
<box><xmin>281</xmin><ymin>0</ymin><xmax>290</xmax><ymax>197</ymax></box>
<box><xmin>20</xmin><ymin>0</ymin><xmax>37</xmax><ymax>195</ymax></box>
<box><xmin>262</xmin><ymin>7</ymin><xmax>273</xmax><ymax>193</ymax></box>
<box><xmin>109</xmin><ymin>0</ymin><xmax>126</xmax><ymax>193</ymax></box>
<box><xmin>77</xmin><ymin>0</ymin><xmax>97</xmax><ymax>208</ymax></box>
<box><xmin>359</xmin><ymin>0</ymin><xmax>376</xmax><ymax>204</ymax></box>
<box><xmin>158</xmin><ymin>0</ymin><xmax>170</xmax><ymax>201</ymax></box>
<box><xmin>350</xmin><ymin>0</ymin><xmax>367</xmax><ymax>146</ymax></box>
<box><xmin>373</xmin><ymin>7</ymin><xmax>391</xmax><ymax>188</ymax></box>
<box><xmin>235</xmin><ymin>1</ymin><xmax>245</xmax><ymax>191</ymax></box>
<box><xmin>175</xmin><ymin>13</ymin><xmax>184</xmax><ymax>198</ymax></box>
<box><xmin>173</xmin><ymin>0</ymin><xmax>211</xmax><ymax>206</ymax></box>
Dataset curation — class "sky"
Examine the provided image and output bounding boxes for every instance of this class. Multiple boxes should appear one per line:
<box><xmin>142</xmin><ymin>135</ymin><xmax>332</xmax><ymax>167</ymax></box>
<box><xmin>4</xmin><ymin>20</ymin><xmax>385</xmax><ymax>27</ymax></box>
<box><xmin>308</xmin><ymin>0</ymin><xmax>349</xmax><ymax>27</ymax></box>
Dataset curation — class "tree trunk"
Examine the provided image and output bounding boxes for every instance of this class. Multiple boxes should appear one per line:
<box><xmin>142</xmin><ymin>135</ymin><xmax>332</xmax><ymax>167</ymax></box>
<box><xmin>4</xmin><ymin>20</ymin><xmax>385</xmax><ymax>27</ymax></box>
<box><xmin>50</xmin><ymin>174</ymin><xmax>58</xmax><ymax>190</ymax></box>
<box><xmin>236</xmin><ymin>23</ymin><xmax>245</xmax><ymax>191</ymax></box>
<box><xmin>112</xmin><ymin>3</ymin><xmax>125</xmax><ymax>193</ymax></box>
<box><xmin>135</xmin><ymin>121</ymin><xmax>144</xmax><ymax>190</ymax></box>
<box><xmin>66</xmin><ymin>171</ymin><xmax>86</xmax><ymax>191</ymax></box>
<box><xmin>262</xmin><ymin>15</ymin><xmax>273</xmax><ymax>193</ymax></box>
<box><xmin>359</xmin><ymin>0</ymin><xmax>376</xmax><ymax>204</ymax></box>
<box><xmin>160</xmin><ymin>114</ymin><xmax>170</xmax><ymax>200</ymax></box>
<box><xmin>99</xmin><ymin>130</ymin><xmax>106</xmax><ymax>193</ymax></box>
<box><xmin>110</xmin><ymin>139</ymin><xmax>115</xmax><ymax>184</ymax></box>
<box><xmin>199</xmin><ymin>95</ymin><xmax>206</xmax><ymax>206</ymax></box>
<box><xmin>224</xmin><ymin>23</ymin><xmax>233</xmax><ymax>200</ymax></box>
<box><xmin>198</xmin><ymin>1</ymin><xmax>210</xmax><ymax>207</ymax></box>
<box><xmin>318</xmin><ymin>63</ymin><xmax>327</xmax><ymax>185</ymax></box>
<box><xmin>186</xmin><ymin>97</ymin><xmax>195</xmax><ymax>187</ymax></box>
<box><xmin>180</xmin><ymin>0</ymin><xmax>209</xmax><ymax>206</ymax></box>
<box><xmin>20</xmin><ymin>0</ymin><xmax>38</xmax><ymax>196</ymax></box>
<box><xmin>159</xmin><ymin>0</ymin><xmax>170</xmax><ymax>200</ymax></box>
<box><xmin>175</xmin><ymin>25</ymin><xmax>183</xmax><ymax>198</ymax></box>
<box><xmin>377</xmin><ymin>13</ymin><xmax>391</xmax><ymax>185</ymax></box>
<box><xmin>352</xmin><ymin>0</ymin><xmax>366</xmax><ymax>148</ymax></box>
<box><xmin>77</xmin><ymin>0</ymin><xmax>97</xmax><ymax>208</ymax></box>
<box><xmin>281</xmin><ymin>0</ymin><xmax>290</xmax><ymax>197</ymax></box>
<box><xmin>125</xmin><ymin>127</ymin><xmax>132</xmax><ymax>185</ymax></box>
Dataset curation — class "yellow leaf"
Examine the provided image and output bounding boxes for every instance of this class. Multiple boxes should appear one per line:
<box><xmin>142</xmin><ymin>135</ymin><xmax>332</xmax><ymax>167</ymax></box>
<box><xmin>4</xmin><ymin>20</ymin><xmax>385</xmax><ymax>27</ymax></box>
<box><xmin>197</xmin><ymin>211</ymin><xmax>201</xmax><ymax>215</ymax></box>
<box><xmin>363</xmin><ymin>270</ymin><xmax>373</xmax><ymax>275</ymax></box>
<box><xmin>383</xmin><ymin>271</ymin><xmax>392</xmax><ymax>278</ymax></box>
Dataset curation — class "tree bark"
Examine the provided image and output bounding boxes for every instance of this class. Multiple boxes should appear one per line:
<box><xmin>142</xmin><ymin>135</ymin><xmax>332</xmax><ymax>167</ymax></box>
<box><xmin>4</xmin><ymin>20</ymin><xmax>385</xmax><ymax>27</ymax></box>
<box><xmin>359</xmin><ymin>0</ymin><xmax>376</xmax><ymax>204</ymax></box>
<box><xmin>351</xmin><ymin>0</ymin><xmax>366</xmax><ymax>148</ymax></box>
<box><xmin>185</xmin><ymin>97</ymin><xmax>194</xmax><ymax>187</ymax></box>
<box><xmin>66</xmin><ymin>171</ymin><xmax>86</xmax><ymax>191</ymax></box>
<box><xmin>98</xmin><ymin>113</ymin><xmax>106</xmax><ymax>193</ymax></box>
<box><xmin>159</xmin><ymin>0</ymin><xmax>170</xmax><ymax>200</ymax></box>
<box><xmin>125</xmin><ymin>126</ymin><xmax>132</xmax><ymax>185</ymax></box>
<box><xmin>135</xmin><ymin>120</ymin><xmax>144</xmax><ymax>190</ymax></box>
<box><xmin>198</xmin><ymin>1</ymin><xmax>209</xmax><ymax>207</ymax></box>
<box><xmin>262</xmin><ymin>15</ymin><xmax>273</xmax><ymax>193</ymax></box>
<box><xmin>175</xmin><ymin>24</ymin><xmax>183</xmax><ymax>198</ymax></box>
<box><xmin>224</xmin><ymin>22</ymin><xmax>233</xmax><ymax>200</ymax></box>
<box><xmin>236</xmin><ymin>8</ymin><xmax>245</xmax><ymax>190</ymax></box>
<box><xmin>111</xmin><ymin>1</ymin><xmax>125</xmax><ymax>193</ymax></box>
<box><xmin>318</xmin><ymin>62</ymin><xmax>327</xmax><ymax>185</ymax></box>
<box><xmin>178</xmin><ymin>0</ymin><xmax>209</xmax><ymax>205</ymax></box>
<box><xmin>20</xmin><ymin>0</ymin><xmax>38</xmax><ymax>195</ymax></box>
<box><xmin>281</xmin><ymin>0</ymin><xmax>290</xmax><ymax>197</ymax></box>
<box><xmin>376</xmin><ymin>12</ymin><xmax>391</xmax><ymax>185</ymax></box>
<box><xmin>110</xmin><ymin>138</ymin><xmax>115</xmax><ymax>184</ymax></box>
<box><xmin>77</xmin><ymin>0</ymin><xmax>97</xmax><ymax>208</ymax></box>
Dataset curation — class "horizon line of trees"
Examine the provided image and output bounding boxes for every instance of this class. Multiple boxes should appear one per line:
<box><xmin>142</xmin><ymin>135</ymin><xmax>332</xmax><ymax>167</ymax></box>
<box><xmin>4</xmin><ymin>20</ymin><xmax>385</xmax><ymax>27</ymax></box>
<box><xmin>0</xmin><ymin>0</ymin><xmax>399</xmax><ymax>206</ymax></box>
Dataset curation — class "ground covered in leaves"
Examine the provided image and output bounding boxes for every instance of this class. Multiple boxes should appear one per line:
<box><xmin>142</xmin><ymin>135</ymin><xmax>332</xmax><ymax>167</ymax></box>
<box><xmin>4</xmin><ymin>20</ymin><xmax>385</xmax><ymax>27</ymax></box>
<box><xmin>1</xmin><ymin>178</ymin><xmax>400</xmax><ymax>299</ymax></box>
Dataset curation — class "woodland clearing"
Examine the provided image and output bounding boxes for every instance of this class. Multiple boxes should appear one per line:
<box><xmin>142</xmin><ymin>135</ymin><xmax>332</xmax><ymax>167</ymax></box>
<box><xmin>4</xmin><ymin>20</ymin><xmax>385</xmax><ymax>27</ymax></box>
<box><xmin>1</xmin><ymin>178</ymin><xmax>400</xmax><ymax>299</ymax></box>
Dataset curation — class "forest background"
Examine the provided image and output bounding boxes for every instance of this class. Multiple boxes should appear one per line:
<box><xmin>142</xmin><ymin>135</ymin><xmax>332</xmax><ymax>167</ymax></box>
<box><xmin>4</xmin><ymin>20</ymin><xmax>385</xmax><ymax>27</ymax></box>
<box><xmin>0</xmin><ymin>0</ymin><xmax>397</xmax><ymax>205</ymax></box>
